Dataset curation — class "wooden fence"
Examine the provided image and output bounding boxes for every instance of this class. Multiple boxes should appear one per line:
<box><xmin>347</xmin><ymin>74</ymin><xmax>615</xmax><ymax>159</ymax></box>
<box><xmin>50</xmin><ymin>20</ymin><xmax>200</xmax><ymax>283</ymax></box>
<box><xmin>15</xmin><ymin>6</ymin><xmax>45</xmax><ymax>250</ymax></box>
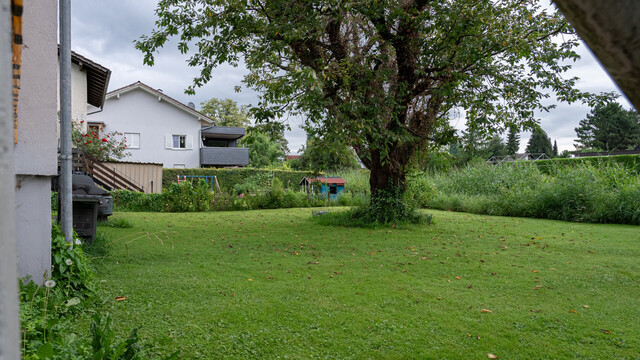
<box><xmin>101</xmin><ymin>161</ymin><xmax>163</xmax><ymax>194</ymax></box>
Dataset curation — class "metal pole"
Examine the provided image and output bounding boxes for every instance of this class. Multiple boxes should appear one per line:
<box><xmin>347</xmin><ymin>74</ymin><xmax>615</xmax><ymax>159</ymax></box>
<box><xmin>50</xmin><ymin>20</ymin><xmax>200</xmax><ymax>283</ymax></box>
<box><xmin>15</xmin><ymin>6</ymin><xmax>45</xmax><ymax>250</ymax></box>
<box><xmin>0</xmin><ymin>0</ymin><xmax>21</xmax><ymax>357</ymax></box>
<box><xmin>59</xmin><ymin>0</ymin><xmax>72</xmax><ymax>242</ymax></box>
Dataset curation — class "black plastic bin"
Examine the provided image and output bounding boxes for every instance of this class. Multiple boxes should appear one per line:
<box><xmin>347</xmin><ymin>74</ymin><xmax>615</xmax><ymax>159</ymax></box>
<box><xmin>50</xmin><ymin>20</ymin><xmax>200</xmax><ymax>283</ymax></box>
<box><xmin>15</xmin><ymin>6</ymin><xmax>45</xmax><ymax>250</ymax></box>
<box><xmin>72</xmin><ymin>195</ymin><xmax>100</xmax><ymax>242</ymax></box>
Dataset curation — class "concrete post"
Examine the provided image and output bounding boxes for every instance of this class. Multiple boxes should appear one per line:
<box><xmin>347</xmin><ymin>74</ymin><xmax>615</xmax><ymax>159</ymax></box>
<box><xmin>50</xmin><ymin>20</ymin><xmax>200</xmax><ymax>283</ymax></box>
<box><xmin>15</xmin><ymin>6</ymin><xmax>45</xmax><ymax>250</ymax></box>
<box><xmin>0</xmin><ymin>0</ymin><xmax>21</xmax><ymax>357</ymax></box>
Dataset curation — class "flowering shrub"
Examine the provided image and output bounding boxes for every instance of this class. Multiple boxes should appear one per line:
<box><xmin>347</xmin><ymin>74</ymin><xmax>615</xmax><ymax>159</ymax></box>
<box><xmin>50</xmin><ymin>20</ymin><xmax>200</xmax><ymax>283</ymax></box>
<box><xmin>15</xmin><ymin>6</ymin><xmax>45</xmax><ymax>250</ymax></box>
<box><xmin>72</xmin><ymin>120</ymin><xmax>129</xmax><ymax>161</ymax></box>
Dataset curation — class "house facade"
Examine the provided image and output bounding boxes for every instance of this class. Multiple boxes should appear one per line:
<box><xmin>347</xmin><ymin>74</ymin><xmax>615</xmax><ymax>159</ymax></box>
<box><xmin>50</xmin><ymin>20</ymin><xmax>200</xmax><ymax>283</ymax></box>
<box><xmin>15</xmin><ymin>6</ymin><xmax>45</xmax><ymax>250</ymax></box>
<box><xmin>88</xmin><ymin>81</ymin><xmax>249</xmax><ymax>168</ymax></box>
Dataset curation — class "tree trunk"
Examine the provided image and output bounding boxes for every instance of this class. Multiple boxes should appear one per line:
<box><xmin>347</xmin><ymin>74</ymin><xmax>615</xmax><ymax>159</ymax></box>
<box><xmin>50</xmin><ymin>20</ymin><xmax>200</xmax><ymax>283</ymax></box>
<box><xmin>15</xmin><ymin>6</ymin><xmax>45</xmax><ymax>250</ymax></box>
<box><xmin>364</xmin><ymin>147</ymin><xmax>415</xmax><ymax>223</ymax></box>
<box><xmin>368</xmin><ymin>147</ymin><xmax>412</xmax><ymax>194</ymax></box>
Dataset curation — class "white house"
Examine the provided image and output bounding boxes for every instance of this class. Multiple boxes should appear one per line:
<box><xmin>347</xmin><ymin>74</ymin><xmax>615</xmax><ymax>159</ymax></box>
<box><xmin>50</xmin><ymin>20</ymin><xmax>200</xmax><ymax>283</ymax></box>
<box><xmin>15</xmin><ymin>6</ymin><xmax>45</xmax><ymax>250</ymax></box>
<box><xmin>88</xmin><ymin>81</ymin><xmax>249</xmax><ymax>168</ymax></box>
<box><xmin>56</xmin><ymin>50</ymin><xmax>111</xmax><ymax>137</ymax></box>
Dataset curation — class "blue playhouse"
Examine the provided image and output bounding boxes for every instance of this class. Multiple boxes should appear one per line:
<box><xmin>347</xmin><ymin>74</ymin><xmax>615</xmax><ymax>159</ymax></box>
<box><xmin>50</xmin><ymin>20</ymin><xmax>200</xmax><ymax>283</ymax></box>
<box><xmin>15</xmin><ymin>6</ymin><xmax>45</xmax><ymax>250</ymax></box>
<box><xmin>300</xmin><ymin>177</ymin><xmax>346</xmax><ymax>200</ymax></box>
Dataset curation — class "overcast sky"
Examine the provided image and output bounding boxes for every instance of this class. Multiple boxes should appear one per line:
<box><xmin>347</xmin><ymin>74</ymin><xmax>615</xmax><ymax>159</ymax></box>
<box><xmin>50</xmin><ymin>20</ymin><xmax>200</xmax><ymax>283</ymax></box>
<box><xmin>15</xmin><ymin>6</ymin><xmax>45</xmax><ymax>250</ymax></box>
<box><xmin>71</xmin><ymin>0</ymin><xmax>633</xmax><ymax>154</ymax></box>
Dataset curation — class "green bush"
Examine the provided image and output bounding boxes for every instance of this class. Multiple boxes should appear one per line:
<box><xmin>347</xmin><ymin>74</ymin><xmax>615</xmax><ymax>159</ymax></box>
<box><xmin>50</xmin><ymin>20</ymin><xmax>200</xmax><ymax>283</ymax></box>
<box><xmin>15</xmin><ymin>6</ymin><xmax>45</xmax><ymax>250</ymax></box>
<box><xmin>163</xmin><ymin>168</ymin><xmax>317</xmax><ymax>192</ymax></box>
<box><xmin>112</xmin><ymin>190</ymin><xmax>165</xmax><ymax>212</ymax></box>
<box><xmin>163</xmin><ymin>180</ymin><xmax>213</xmax><ymax>212</ymax></box>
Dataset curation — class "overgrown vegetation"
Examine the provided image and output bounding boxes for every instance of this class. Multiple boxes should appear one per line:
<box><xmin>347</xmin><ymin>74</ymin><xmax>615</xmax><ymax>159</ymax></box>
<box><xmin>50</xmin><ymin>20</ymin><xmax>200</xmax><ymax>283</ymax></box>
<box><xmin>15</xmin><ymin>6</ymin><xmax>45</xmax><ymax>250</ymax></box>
<box><xmin>416</xmin><ymin>161</ymin><xmax>640</xmax><ymax>225</ymax></box>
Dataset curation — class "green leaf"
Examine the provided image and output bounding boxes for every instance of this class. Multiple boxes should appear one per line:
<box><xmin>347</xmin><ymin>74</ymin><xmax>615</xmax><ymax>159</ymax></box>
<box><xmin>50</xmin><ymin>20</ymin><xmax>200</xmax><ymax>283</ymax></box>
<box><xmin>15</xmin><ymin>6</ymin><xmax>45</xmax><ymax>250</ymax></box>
<box><xmin>37</xmin><ymin>342</ymin><xmax>54</xmax><ymax>359</ymax></box>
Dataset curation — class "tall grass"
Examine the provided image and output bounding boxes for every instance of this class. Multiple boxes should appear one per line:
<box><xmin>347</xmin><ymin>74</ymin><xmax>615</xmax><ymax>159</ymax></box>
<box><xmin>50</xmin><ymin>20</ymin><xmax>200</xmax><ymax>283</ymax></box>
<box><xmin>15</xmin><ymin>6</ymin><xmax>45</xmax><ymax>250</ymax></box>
<box><xmin>413</xmin><ymin>161</ymin><xmax>640</xmax><ymax>225</ymax></box>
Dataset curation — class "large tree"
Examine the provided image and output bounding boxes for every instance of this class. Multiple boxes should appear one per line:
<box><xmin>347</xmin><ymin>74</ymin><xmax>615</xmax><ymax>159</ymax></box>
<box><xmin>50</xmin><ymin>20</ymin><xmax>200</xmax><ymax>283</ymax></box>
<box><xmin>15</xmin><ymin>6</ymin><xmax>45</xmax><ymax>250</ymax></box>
<box><xmin>506</xmin><ymin>126</ymin><xmax>520</xmax><ymax>155</ymax></box>
<box><xmin>574</xmin><ymin>102</ymin><xmax>640</xmax><ymax>151</ymax></box>
<box><xmin>137</xmin><ymin>0</ymin><xmax>596</xmax><ymax>210</ymax></box>
<box><xmin>292</xmin><ymin>135</ymin><xmax>359</xmax><ymax>172</ymax></box>
<box><xmin>200</xmin><ymin>98</ymin><xmax>251</xmax><ymax>127</ymax></box>
<box><xmin>249</xmin><ymin>122</ymin><xmax>290</xmax><ymax>154</ymax></box>
<box><xmin>243</xmin><ymin>129</ymin><xmax>285</xmax><ymax>168</ymax></box>
<box><xmin>525</xmin><ymin>127</ymin><xmax>553</xmax><ymax>158</ymax></box>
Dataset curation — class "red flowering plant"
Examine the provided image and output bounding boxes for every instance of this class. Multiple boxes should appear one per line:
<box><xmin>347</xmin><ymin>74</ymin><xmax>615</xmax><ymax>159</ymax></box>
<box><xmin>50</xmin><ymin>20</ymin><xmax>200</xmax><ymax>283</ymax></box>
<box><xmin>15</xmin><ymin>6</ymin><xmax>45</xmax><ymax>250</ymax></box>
<box><xmin>71</xmin><ymin>120</ymin><xmax>130</xmax><ymax>161</ymax></box>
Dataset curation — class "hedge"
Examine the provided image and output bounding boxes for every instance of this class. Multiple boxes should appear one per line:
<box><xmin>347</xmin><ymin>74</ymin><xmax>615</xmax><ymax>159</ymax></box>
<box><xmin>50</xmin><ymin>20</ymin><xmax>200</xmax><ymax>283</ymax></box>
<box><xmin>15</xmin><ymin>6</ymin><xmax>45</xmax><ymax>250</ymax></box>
<box><xmin>531</xmin><ymin>154</ymin><xmax>640</xmax><ymax>175</ymax></box>
<box><xmin>162</xmin><ymin>168</ymin><xmax>320</xmax><ymax>193</ymax></box>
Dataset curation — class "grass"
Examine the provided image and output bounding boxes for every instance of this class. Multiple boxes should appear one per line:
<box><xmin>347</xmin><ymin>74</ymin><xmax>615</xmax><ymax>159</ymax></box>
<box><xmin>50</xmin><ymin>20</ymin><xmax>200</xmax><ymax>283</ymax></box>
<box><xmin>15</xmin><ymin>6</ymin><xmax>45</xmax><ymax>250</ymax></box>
<box><xmin>81</xmin><ymin>209</ymin><xmax>639</xmax><ymax>359</ymax></box>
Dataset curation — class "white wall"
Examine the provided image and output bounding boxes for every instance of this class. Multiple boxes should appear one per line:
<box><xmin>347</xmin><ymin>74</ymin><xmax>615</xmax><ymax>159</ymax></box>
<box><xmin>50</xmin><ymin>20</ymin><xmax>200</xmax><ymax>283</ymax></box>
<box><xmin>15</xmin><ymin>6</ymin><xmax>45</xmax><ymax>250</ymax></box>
<box><xmin>14</xmin><ymin>2</ymin><xmax>58</xmax><ymax>282</ymax></box>
<box><xmin>89</xmin><ymin>88</ymin><xmax>202</xmax><ymax>168</ymax></box>
<box><xmin>57</xmin><ymin>62</ymin><xmax>88</xmax><ymax>137</ymax></box>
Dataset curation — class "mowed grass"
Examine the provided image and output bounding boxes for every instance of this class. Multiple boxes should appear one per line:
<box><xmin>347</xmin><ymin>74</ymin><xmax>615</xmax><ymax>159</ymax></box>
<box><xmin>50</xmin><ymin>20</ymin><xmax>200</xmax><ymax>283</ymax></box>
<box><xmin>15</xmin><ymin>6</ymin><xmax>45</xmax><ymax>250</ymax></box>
<box><xmin>88</xmin><ymin>209</ymin><xmax>640</xmax><ymax>359</ymax></box>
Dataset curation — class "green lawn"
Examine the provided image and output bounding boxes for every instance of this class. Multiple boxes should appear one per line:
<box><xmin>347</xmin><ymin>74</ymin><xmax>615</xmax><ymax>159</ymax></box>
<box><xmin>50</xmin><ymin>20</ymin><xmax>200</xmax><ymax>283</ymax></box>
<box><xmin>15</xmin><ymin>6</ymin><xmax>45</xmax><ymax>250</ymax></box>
<box><xmin>87</xmin><ymin>209</ymin><xmax>640</xmax><ymax>359</ymax></box>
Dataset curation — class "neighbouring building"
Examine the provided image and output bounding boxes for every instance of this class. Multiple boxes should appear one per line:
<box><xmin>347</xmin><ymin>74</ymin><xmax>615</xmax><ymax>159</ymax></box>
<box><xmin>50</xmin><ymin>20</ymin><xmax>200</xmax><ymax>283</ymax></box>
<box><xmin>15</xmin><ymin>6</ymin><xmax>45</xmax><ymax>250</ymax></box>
<box><xmin>87</xmin><ymin>81</ymin><xmax>249</xmax><ymax>168</ymax></box>
<box><xmin>56</xmin><ymin>50</ymin><xmax>111</xmax><ymax>138</ymax></box>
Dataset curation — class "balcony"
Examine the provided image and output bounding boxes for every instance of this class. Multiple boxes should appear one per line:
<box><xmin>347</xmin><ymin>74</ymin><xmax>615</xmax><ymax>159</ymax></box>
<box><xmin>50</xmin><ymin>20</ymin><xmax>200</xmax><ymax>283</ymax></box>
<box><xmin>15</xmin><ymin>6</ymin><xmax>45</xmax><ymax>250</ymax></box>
<box><xmin>200</xmin><ymin>147</ymin><xmax>249</xmax><ymax>167</ymax></box>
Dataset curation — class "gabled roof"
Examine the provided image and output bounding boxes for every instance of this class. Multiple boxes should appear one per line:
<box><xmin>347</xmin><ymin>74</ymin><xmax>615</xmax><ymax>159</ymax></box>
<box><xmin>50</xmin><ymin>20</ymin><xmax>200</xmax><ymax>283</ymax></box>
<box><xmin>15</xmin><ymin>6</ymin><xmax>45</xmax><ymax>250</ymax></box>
<box><xmin>106</xmin><ymin>81</ymin><xmax>215</xmax><ymax>125</ymax></box>
<box><xmin>67</xmin><ymin>50</ymin><xmax>111</xmax><ymax>108</ymax></box>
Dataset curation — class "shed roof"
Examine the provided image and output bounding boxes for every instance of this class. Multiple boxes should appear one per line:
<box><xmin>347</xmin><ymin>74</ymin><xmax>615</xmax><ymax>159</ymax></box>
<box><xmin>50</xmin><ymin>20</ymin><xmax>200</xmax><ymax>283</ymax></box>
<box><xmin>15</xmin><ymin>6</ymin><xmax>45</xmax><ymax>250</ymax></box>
<box><xmin>300</xmin><ymin>177</ymin><xmax>347</xmax><ymax>186</ymax></box>
<box><xmin>68</xmin><ymin>50</ymin><xmax>111</xmax><ymax>108</ymax></box>
<box><xmin>201</xmin><ymin>125</ymin><xmax>245</xmax><ymax>140</ymax></box>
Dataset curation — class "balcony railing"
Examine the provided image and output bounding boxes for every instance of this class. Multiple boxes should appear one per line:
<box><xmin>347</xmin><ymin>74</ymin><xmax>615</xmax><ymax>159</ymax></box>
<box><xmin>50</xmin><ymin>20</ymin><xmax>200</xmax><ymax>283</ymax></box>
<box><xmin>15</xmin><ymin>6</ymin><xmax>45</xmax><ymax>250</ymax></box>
<box><xmin>200</xmin><ymin>147</ymin><xmax>249</xmax><ymax>167</ymax></box>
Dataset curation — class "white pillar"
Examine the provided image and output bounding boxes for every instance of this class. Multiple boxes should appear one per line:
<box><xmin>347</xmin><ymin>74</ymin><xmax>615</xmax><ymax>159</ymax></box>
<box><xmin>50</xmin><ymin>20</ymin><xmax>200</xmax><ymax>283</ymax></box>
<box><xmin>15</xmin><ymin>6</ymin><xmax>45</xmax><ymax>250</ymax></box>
<box><xmin>0</xmin><ymin>0</ymin><xmax>21</xmax><ymax>357</ymax></box>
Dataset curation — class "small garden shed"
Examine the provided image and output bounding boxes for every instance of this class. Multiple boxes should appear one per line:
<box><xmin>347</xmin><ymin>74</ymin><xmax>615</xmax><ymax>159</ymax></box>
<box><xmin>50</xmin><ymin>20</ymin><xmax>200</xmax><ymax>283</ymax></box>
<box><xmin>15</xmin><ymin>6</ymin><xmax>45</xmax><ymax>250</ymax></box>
<box><xmin>300</xmin><ymin>177</ymin><xmax>346</xmax><ymax>200</ymax></box>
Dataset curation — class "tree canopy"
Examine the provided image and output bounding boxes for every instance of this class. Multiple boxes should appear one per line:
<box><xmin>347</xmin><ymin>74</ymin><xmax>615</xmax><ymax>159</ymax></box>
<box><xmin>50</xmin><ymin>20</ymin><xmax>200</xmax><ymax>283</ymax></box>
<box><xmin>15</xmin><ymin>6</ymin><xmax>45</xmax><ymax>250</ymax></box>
<box><xmin>291</xmin><ymin>135</ymin><xmax>359</xmax><ymax>172</ymax></box>
<box><xmin>200</xmin><ymin>98</ymin><xmax>251</xmax><ymax>128</ymax></box>
<box><xmin>506</xmin><ymin>126</ymin><xmax>520</xmax><ymax>155</ymax></box>
<box><xmin>137</xmin><ymin>0</ymin><xmax>599</xmax><ymax>202</ymax></box>
<box><xmin>525</xmin><ymin>127</ymin><xmax>552</xmax><ymax>157</ymax></box>
<box><xmin>243</xmin><ymin>129</ymin><xmax>285</xmax><ymax>168</ymax></box>
<box><xmin>574</xmin><ymin>102</ymin><xmax>640</xmax><ymax>151</ymax></box>
<box><xmin>248</xmin><ymin>122</ymin><xmax>290</xmax><ymax>154</ymax></box>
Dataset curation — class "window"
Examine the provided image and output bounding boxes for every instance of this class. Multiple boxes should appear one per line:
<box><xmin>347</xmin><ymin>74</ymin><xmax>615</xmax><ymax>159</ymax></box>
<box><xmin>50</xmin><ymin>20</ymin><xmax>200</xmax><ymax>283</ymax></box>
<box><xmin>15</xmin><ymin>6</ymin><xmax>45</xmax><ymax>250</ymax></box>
<box><xmin>173</xmin><ymin>164</ymin><xmax>185</xmax><ymax>169</ymax></box>
<box><xmin>165</xmin><ymin>134</ymin><xmax>193</xmax><ymax>150</ymax></box>
<box><xmin>173</xmin><ymin>135</ymin><xmax>186</xmax><ymax>149</ymax></box>
<box><xmin>124</xmin><ymin>133</ymin><xmax>140</xmax><ymax>149</ymax></box>
<box><xmin>88</xmin><ymin>125</ymin><xmax>100</xmax><ymax>134</ymax></box>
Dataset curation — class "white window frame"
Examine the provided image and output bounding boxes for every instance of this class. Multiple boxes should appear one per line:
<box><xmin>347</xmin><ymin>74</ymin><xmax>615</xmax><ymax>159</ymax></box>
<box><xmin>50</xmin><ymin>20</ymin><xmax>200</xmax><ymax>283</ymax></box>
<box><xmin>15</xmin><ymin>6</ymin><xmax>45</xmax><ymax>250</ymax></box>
<box><xmin>165</xmin><ymin>134</ymin><xmax>193</xmax><ymax>150</ymax></box>
<box><xmin>173</xmin><ymin>164</ymin><xmax>186</xmax><ymax>169</ymax></box>
<box><xmin>124</xmin><ymin>132</ymin><xmax>140</xmax><ymax>149</ymax></box>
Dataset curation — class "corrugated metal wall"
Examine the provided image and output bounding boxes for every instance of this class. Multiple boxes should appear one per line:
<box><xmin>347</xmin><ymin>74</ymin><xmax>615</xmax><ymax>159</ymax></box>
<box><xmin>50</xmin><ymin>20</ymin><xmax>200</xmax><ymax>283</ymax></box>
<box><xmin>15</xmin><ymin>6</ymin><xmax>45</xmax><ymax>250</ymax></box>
<box><xmin>102</xmin><ymin>162</ymin><xmax>163</xmax><ymax>193</ymax></box>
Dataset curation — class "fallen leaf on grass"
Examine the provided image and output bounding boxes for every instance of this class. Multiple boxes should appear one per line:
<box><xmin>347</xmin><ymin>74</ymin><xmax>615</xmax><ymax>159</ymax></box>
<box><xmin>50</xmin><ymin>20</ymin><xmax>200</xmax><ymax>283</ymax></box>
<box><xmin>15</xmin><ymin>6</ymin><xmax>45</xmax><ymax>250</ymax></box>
<box><xmin>487</xmin><ymin>353</ymin><xmax>499</xmax><ymax>359</ymax></box>
<box><xmin>248</xmin><ymin>278</ymin><xmax>253</xmax><ymax>282</ymax></box>
<box><xmin>531</xmin><ymin>270</ymin><xmax>539</xmax><ymax>273</ymax></box>
<box><xmin>481</xmin><ymin>309</ymin><xmax>492</xmax><ymax>313</ymax></box>
<box><xmin>588</xmin><ymin>251</ymin><xmax>595</xmax><ymax>253</ymax></box>
<box><xmin>115</xmin><ymin>296</ymin><xmax>126</xmax><ymax>301</ymax></box>
<box><xmin>456</xmin><ymin>275</ymin><xmax>461</xmax><ymax>280</ymax></box>
<box><xmin>600</xmin><ymin>329</ymin><xmax>611</xmax><ymax>334</ymax></box>
<box><xmin>569</xmin><ymin>309</ymin><xmax>577</xmax><ymax>314</ymax></box>
<box><xmin>582</xmin><ymin>305</ymin><xmax>589</xmax><ymax>308</ymax></box>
